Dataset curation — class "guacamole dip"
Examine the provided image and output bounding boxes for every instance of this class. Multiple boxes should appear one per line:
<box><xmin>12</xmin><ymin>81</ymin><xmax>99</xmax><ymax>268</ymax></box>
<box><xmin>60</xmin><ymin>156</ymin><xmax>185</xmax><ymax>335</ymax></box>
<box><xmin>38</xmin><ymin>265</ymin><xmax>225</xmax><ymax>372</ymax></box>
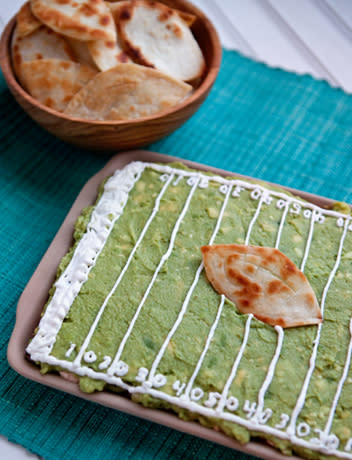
<box><xmin>27</xmin><ymin>162</ymin><xmax>352</xmax><ymax>460</ymax></box>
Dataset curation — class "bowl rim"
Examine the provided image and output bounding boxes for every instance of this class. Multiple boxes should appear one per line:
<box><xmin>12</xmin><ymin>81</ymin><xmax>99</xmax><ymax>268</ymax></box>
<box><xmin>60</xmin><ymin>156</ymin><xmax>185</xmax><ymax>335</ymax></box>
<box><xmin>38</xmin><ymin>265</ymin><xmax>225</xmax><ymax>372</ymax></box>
<box><xmin>0</xmin><ymin>0</ymin><xmax>222</xmax><ymax>126</ymax></box>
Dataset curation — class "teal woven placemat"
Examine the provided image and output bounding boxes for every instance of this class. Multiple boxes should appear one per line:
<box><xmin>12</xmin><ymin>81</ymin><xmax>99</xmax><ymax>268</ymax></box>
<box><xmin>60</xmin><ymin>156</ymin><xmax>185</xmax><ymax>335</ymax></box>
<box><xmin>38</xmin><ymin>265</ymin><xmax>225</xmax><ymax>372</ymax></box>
<box><xmin>1</xmin><ymin>49</ymin><xmax>352</xmax><ymax>460</ymax></box>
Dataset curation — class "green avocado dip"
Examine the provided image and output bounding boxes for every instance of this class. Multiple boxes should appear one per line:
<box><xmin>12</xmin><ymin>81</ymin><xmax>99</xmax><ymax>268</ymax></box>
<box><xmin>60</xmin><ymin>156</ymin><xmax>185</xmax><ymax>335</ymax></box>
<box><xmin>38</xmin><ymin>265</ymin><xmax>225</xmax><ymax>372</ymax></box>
<box><xmin>28</xmin><ymin>162</ymin><xmax>352</xmax><ymax>460</ymax></box>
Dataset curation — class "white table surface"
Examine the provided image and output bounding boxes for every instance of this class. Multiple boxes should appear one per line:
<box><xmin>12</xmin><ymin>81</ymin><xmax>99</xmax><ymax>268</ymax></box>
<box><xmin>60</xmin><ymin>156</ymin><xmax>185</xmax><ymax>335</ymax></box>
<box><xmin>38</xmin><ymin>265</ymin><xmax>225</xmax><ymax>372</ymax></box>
<box><xmin>1</xmin><ymin>1</ymin><xmax>352</xmax><ymax>458</ymax></box>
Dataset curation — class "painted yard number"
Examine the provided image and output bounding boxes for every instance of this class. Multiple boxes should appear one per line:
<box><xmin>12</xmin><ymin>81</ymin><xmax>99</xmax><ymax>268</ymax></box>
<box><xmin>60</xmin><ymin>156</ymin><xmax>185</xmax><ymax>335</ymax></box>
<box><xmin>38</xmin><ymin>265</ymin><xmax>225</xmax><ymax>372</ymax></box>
<box><xmin>136</xmin><ymin>367</ymin><xmax>167</xmax><ymax>388</ymax></box>
<box><xmin>73</xmin><ymin>344</ymin><xmax>352</xmax><ymax>453</ymax></box>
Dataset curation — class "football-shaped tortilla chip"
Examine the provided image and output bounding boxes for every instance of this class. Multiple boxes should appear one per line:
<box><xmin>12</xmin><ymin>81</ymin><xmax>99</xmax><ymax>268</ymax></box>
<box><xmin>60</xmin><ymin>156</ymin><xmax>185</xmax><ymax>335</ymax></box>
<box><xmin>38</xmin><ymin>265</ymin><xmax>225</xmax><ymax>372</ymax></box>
<box><xmin>16</xmin><ymin>2</ymin><xmax>42</xmax><ymax>38</ymax></box>
<box><xmin>117</xmin><ymin>0</ymin><xmax>205</xmax><ymax>81</ymax></box>
<box><xmin>64</xmin><ymin>63</ymin><xmax>192</xmax><ymax>120</ymax></box>
<box><xmin>20</xmin><ymin>59</ymin><xmax>97</xmax><ymax>112</ymax></box>
<box><xmin>201</xmin><ymin>244</ymin><xmax>322</xmax><ymax>328</ymax></box>
<box><xmin>12</xmin><ymin>26</ymin><xmax>75</xmax><ymax>81</ymax></box>
<box><xmin>30</xmin><ymin>0</ymin><xmax>117</xmax><ymax>42</ymax></box>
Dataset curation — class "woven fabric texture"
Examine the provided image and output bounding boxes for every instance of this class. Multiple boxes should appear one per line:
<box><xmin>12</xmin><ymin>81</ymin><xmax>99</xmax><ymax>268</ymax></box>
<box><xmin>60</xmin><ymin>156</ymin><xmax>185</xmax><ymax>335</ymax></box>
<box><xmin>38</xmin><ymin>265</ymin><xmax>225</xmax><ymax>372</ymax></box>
<box><xmin>1</xmin><ymin>49</ymin><xmax>352</xmax><ymax>460</ymax></box>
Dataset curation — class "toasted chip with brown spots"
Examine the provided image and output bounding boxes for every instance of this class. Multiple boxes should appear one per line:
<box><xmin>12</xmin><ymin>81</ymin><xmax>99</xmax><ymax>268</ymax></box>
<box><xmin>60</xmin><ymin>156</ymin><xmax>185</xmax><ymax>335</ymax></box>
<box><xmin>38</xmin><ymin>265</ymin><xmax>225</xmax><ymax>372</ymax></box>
<box><xmin>11</xmin><ymin>25</ymin><xmax>76</xmax><ymax>82</ymax></box>
<box><xmin>173</xmin><ymin>9</ymin><xmax>197</xmax><ymax>27</ymax></box>
<box><xmin>107</xmin><ymin>0</ymin><xmax>131</xmax><ymax>16</ymax></box>
<box><xmin>19</xmin><ymin>58</ymin><xmax>97</xmax><ymax>112</ymax></box>
<box><xmin>30</xmin><ymin>0</ymin><xmax>117</xmax><ymax>41</ymax></box>
<box><xmin>16</xmin><ymin>1</ymin><xmax>42</xmax><ymax>38</ymax></box>
<box><xmin>64</xmin><ymin>62</ymin><xmax>192</xmax><ymax>120</ymax></box>
<box><xmin>201</xmin><ymin>244</ymin><xmax>322</xmax><ymax>328</ymax></box>
<box><xmin>117</xmin><ymin>0</ymin><xmax>205</xmax><ymax>81</ymax></box>
<box><xmin>88</xmin><ymin>0</ymin><xmax>132</xmax><ymax>71</ymax></box>
<box><xmin>87</xmin><ymin>3</ymin><xmax>132</xmax><ymax>74</ymax></box>
<box><xmin>107</xmin><ymin>0</ymin><xmax>196</xmax><ymax>26</ymax></box>
<box><xmin>88</xmin><ymin>39</ymin><xmax>131</xmax><ymax>71</ymax></box>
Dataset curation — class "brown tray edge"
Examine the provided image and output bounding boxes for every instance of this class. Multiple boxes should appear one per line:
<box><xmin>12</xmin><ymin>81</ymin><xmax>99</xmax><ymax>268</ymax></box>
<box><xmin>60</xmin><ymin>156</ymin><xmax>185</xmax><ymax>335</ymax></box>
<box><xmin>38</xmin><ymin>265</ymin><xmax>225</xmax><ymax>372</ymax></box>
<box><xmin>9</xmin><ymin>149</ymin><xmax>341</xmax><ymax>460</ymax></box>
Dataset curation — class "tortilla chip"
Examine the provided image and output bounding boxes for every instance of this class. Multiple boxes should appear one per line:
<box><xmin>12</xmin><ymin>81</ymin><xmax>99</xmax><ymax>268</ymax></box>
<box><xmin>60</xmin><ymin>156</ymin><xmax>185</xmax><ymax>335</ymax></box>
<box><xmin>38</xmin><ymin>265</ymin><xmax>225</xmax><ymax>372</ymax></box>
<box><xmin>64</xmin><ymin>62</ymin><xmax>192</xmax><ymax>120</ymax></box>
<box><xmin>30</xmin><ymin>0</ymin><xmax>117</xmax><ymax>42</ymax></box>
<box><xmin>201</xmin><ymin>244</ymin><xmax>322</xmax><ymax>328</ymax></box>
<box><xmin>16</xmin><ymin>1</ymin><xmax>42</xmax><ymax>38</ymax></box>
<box><xmin>174</xmin><ymin>9</ymin><xmax>197</xmax><ymax>27</ymax></box>
<box><xmin>108</xmin><ymin>0</ymin><xmax>196</xmax><ymax>28</ymax></box>
<box><xmin>107</xmin><ymin>0</ymin><xmax>132</xmax><ymax>16</ymax></box>
<box><xmin>88</xmin><ymin>0</ymin><xmax>132</xmax><ymax>71</ymax></box>
<box><xmin>20</xmin><ymin>59</ymin><xmax>98</xmax><ymax>112</ymax></box>
<box><xmin>66</xmin><ymin>38</ymin><xmax>97</xmax><ymax>68</ymax></box>
<box><xmin>117</xmin><ymin>0</ymin><xmax>205</xmax><ymax>81</ymax></box>
<box><xmin>88</xmin><ymin>39</ymin><xmax>131</xmax><ymax>72</ymax></box>
<box><xmin>11</xmin><ymin>25</ymin><xmax>76</xmax><ymax>82</ymax></box>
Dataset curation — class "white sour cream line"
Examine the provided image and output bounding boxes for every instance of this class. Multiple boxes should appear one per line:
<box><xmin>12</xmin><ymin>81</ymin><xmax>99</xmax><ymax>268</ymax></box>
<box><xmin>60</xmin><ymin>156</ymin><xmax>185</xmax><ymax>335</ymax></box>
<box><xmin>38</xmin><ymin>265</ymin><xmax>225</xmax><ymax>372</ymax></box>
<box><xmin>275</xmin><ymin>200</ymin><xmax>290</xmax><ymax>250</ymax></box>
<box><xmin>107</xmin><ymin>175</ymin><xmax>201</xmax><ymax>375</ymax></box>
<box><xmin>253</xmin><ymin>204</ymin><xmax>314</xmax><ymax>422</ymax></box>
<box><xmin>253</xmin><ymin>325</ymin><xmax>284</xmax><ymax>421</ymax></box>
<box><xmin>255</xmin><ymin>207</ymin><xmax>313</xmax><ymax>422</ymax></box>
<box><xmin>244</xmin><ymin>193</ymin><xmax>266</xmax><ymax>246</ymax></box>
<box><xmin>323</xmin><ymin>318</ymin><xmax>352</xmax><ymax>440</ymax></box>
<box><xmin>216</xmin><ymin>314</ymin><xmax>253</xmax><ymax>414</ymax></box>
<box><xmin>253</xmin><ymin>201</ymin><xmax>289</xmax><ymax>418</ymax></box>
<box><xmin>214</xmin><ymin>191</ymin><xmax>264</xmax><ymax>413</ymax></box>
<box><xmin>300</xmin><ymin>209</ymin><xmax>317</xmax><ymax>273</ymax></box>
<box><xmin>65</xmin><ymin>343</ymin><xmax>76</xmax><ymax>358</ymax></box>
<box><xmin>182</xmin><ymin>295</ymin><xmax>226</xmax><ymax>399</ymax></box>
<box><xmin>72</xmin><ymin>172</ymin><xmax>176</xmax><ymax>368</ymax></box>
<box><xmin>287</xmin><ymin>218</ymin><xmax>349</xmax><ymax>437</ymax></box>
<box><xmin>27</xmin><ymin>161</ymin><xmax>146</xmax><ymax>359</ymax></box>
<box><xmin>147</xmin><ymin>184</ymin><xmax>233</xmax><ymax>384</ymax></box>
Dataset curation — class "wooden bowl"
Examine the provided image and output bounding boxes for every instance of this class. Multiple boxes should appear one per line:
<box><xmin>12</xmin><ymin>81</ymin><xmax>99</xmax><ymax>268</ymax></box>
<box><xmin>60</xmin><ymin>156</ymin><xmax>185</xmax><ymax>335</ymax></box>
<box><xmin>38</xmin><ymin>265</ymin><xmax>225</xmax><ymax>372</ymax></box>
<box><xmin>0</xmin><ymin>1</ymin><xmax>221</xmax><ymax>152</ymax></box>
